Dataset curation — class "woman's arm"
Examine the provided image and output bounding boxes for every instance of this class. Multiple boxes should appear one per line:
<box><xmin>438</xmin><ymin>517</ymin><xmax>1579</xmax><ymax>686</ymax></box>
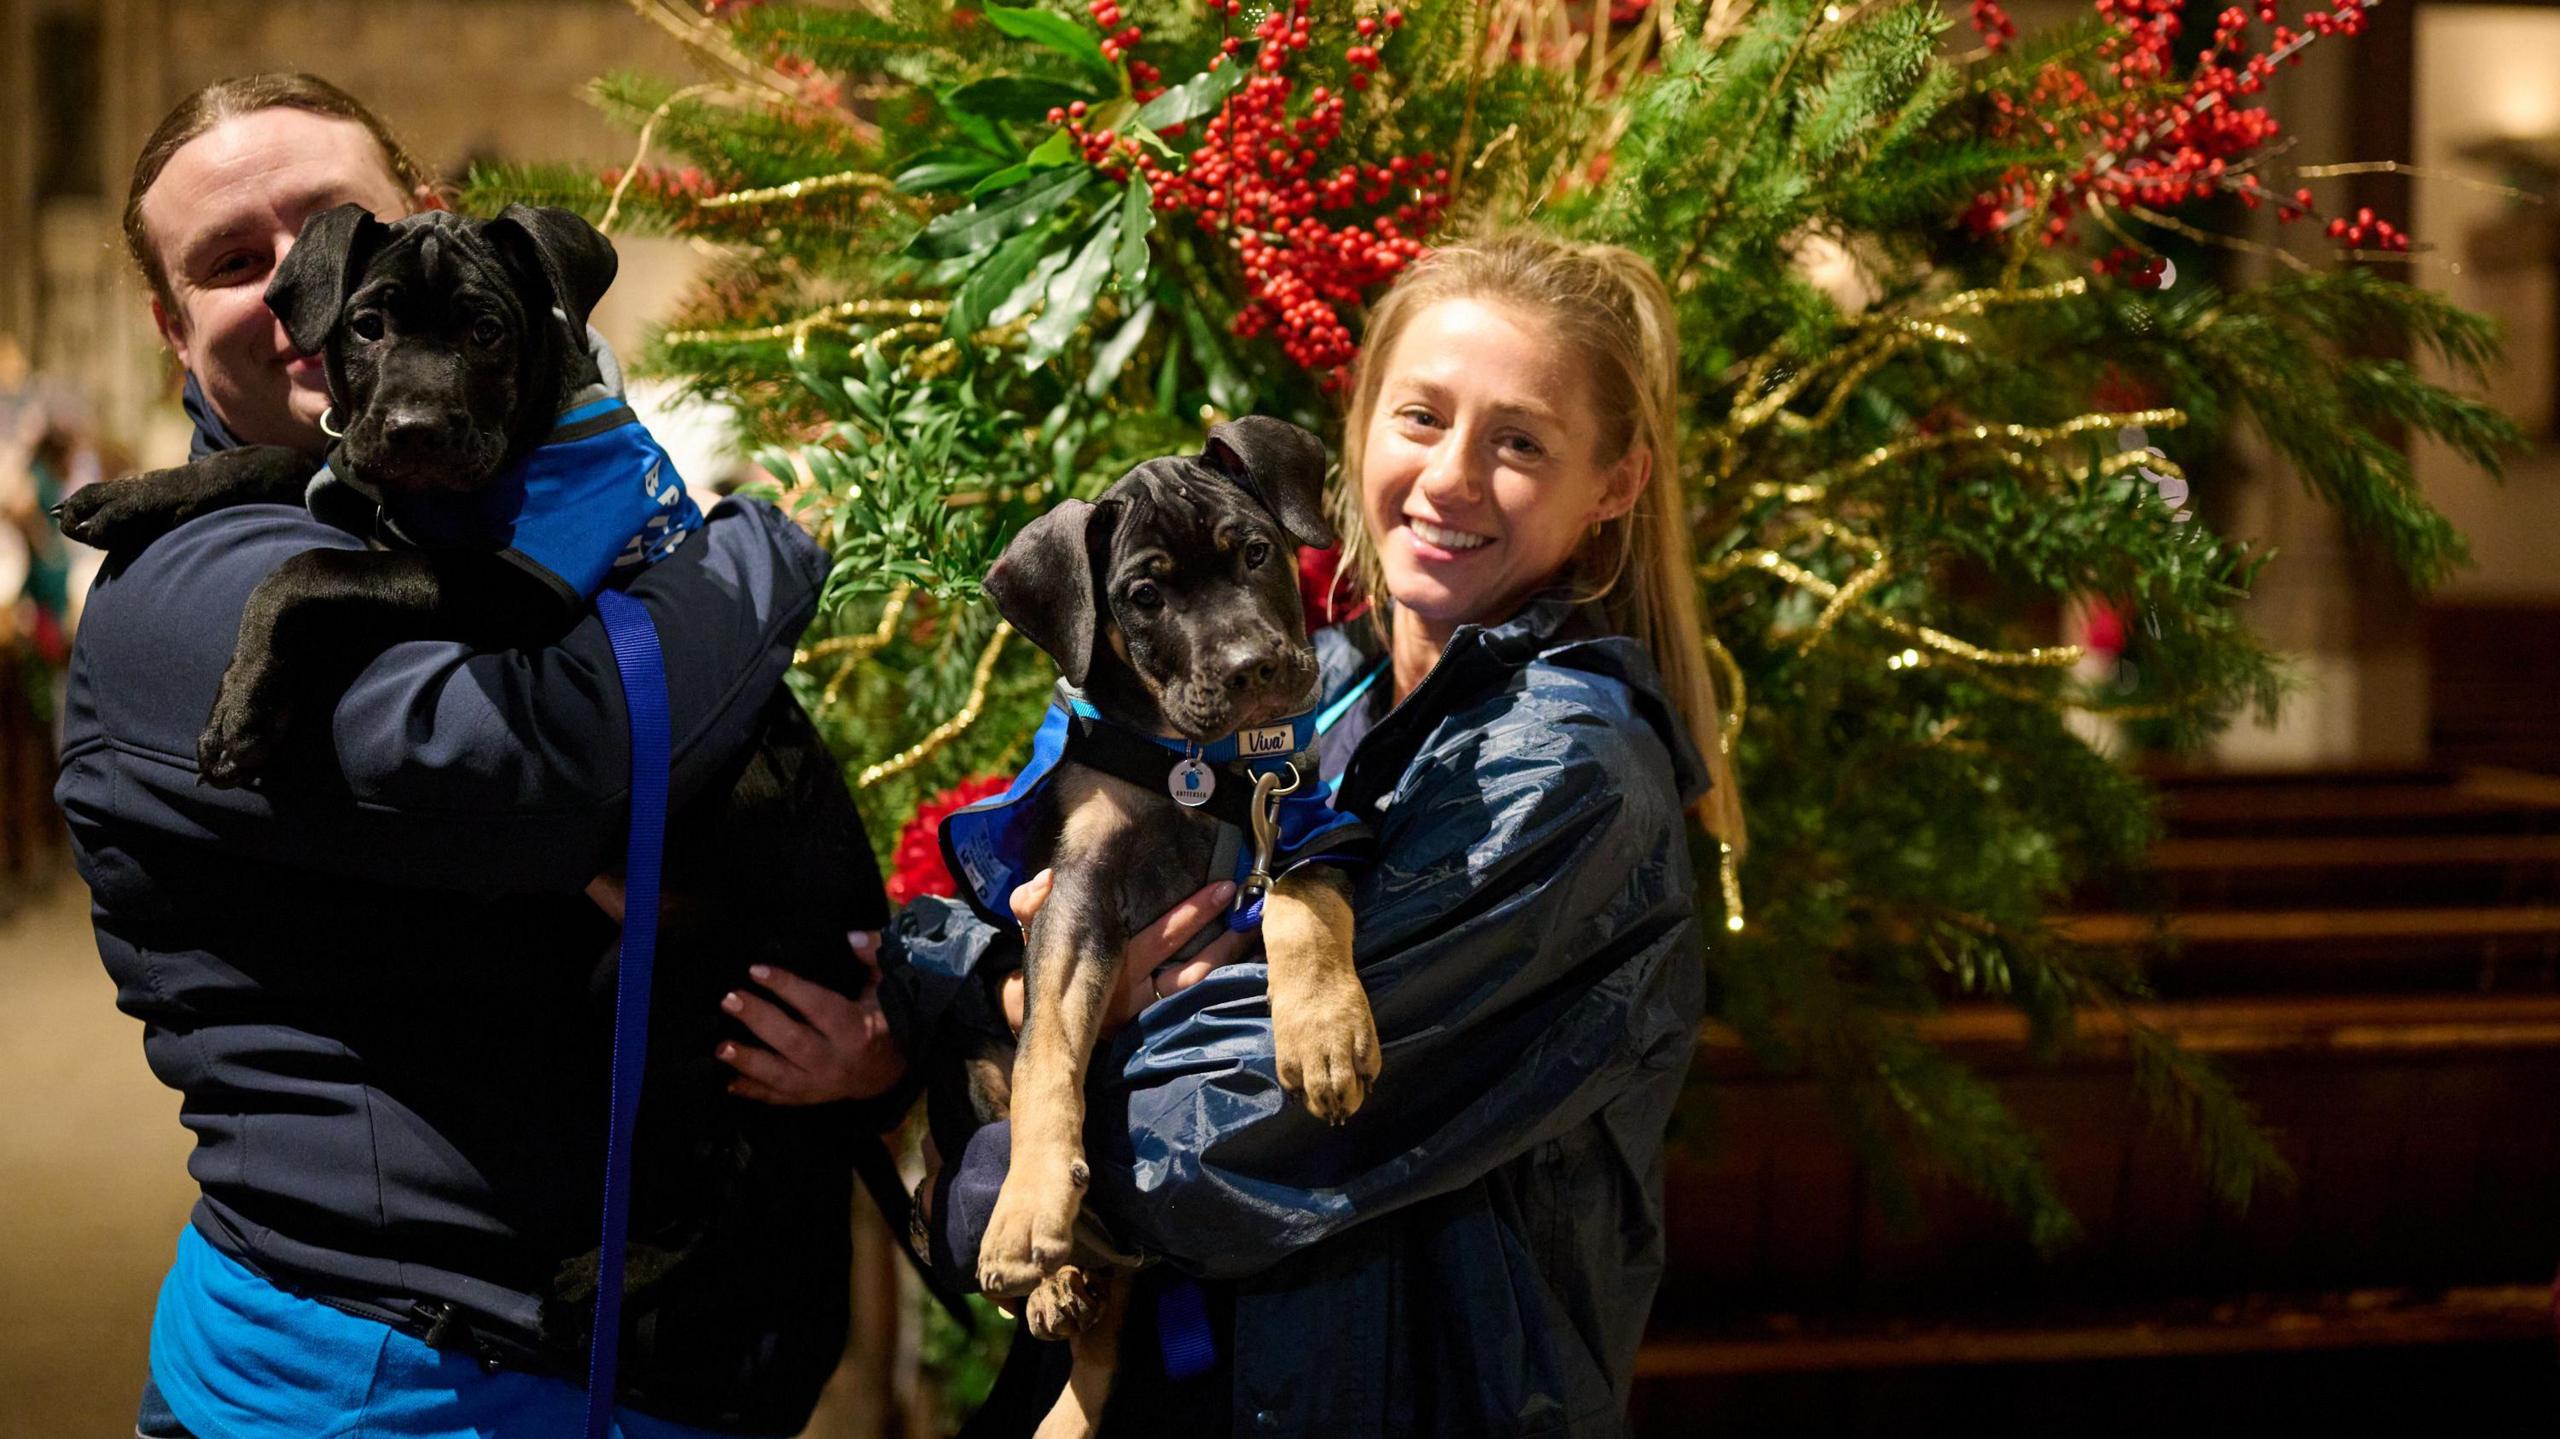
<box><xmin>938</xmin><ymin>678</ymin><xmax>1707</xmax><ymax>1282</ymax></box>
<box><xmin>58</xmin><ymin>498</ymin><xmax>823</xmax><ymax>892</ymax></box>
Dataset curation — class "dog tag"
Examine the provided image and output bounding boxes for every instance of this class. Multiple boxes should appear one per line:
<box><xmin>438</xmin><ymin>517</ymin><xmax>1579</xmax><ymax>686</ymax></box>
<box><xmin>1169</xmin><ymin>757</ymin><xmax>1216</xmax><ymax>807</ymax></box>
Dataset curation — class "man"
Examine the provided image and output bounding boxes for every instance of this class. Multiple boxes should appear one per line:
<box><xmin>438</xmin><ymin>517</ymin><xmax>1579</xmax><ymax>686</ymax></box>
<box><xmin>68</xmin><ymin>74</ymin><xmax>900</xmax><ymax>1438</ymax></box>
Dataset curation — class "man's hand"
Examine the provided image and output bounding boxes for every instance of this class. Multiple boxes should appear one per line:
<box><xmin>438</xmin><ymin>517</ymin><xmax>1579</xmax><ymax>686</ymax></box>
<box><xmin>718</xmin><ymin>931</ymin><xmax>906</xmax><ymax>1106</ymax></box>
<box><xmin>999</xmin><ymin>870</ymin><xmax>1256</xmax><ymax>1036</ymax></box>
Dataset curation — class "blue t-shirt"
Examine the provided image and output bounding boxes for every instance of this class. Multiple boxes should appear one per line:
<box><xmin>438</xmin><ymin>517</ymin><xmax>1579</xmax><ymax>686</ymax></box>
<box><xmin>151</xmin><ymin>1227</ymin><xmax>737</xmax><ymax>1439</ymax></box>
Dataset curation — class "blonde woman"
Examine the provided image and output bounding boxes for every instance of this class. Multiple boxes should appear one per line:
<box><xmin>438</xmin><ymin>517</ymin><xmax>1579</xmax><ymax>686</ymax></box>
<box><xmin>897</xmin><ymin>230</ymin><xmax>1738</xmax><ymax>1438</ymax></box>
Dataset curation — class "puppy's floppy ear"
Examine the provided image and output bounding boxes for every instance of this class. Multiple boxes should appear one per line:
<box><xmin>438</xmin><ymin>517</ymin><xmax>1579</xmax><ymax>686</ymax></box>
<box><xmin>985</xmin><ymin>499</ymin><xmax>1109</xmax><ymax>687</ymax></box>
<box><xmin>1205</xmin><ymin>415</ymin><xmax>1335</xmax><ymax>549</ymax></box>
<box><xmin>265</xmin><ymin>204</ymin><xmax>387</xmax><ymax>357</ymax></box>
<box><xmin>485</xmin><ymin>204</ymin><xmax>619</xmax><ymax>348</ymax></box>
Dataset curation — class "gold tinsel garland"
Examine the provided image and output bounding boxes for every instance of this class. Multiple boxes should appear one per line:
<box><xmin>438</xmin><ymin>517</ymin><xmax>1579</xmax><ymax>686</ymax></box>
<box><xmin>798</xmin><ymin>584</ymin><xmax>914</xmax><ymax>709</ymax></box>
<box><xmin>696</xmin><ymin>168</ymin><xmax>898</xmax><ymax>208</ymax></box>
<box><xmin>856</xmin><ymin>622</ymin><xmax>1014</xmax><ymax>789</ymax></box>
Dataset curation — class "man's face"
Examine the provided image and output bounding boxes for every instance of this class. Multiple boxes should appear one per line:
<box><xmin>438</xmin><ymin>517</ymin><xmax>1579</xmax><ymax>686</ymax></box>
<box><xmin>141</xmin><ymin>108</ymin><xmax>419</xmax><ymax>454</ymax></box>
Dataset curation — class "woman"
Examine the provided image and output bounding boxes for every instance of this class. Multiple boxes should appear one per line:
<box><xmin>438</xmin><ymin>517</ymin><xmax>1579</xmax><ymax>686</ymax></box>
<box><xmin>901</xmin><ymin>229</ymin><xmax>1741</xmax><ymax>1438</ymax></box>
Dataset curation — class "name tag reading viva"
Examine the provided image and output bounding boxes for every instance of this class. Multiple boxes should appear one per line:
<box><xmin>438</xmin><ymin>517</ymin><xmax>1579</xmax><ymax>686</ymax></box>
<box><xmin>1240</xmin><ymin>724</ymin><xmax>1295</xmax><ymax>759</ymax></box>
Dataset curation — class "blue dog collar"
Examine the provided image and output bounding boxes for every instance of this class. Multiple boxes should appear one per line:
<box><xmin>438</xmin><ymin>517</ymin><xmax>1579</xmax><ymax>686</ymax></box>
<box><xmin>940</xmin><ymin>685</ymin><xmax>1376</xmax><ymax>936</ymax></box>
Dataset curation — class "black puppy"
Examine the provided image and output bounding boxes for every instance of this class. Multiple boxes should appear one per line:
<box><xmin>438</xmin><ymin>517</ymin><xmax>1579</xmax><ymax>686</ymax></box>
<box><xmin>957</xmin><ymin>418</ymin><xmax>1380</xmax><ymax>1437</ymax></box>
<box><xmin>59</xmin><ymin>204</ymin><xmax>890</xmax><ymax>1420</ymax></box>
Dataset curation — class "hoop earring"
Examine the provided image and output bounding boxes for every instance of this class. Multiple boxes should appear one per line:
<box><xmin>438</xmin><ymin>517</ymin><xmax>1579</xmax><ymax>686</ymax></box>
<box><xmin>318</xmin><ymin>406</ymin><xmax>345</xmax><ymax>441</ymax></box>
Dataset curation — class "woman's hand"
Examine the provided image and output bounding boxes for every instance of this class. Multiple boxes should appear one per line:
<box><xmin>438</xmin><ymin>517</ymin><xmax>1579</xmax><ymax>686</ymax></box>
<box><xmin>999</xmin><ymin>871</ymin><xmax>1255</xmax><ymax>1036</ymax></box>
<box><xmin>717</xmin><ymin>931</ymin><xmax>907</xmax><ymax>1106</ymax></box>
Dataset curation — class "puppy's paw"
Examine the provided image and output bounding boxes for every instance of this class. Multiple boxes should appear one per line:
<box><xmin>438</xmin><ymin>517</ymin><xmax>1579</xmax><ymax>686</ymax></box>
<box><xmin>198</xmin><ymin>686</ymin><xmax>287</xmax><ymax>789</ymax></box>
<box><xmin>976</xmin><ymin>1149</ymin><xmax>1089</xmax><ymax>1298</ymax></box>
<box><xmin>1025</xmin><ymin>1264</ymin><xmax>1110</xmax><ymax>1342</ymax></box>
<box><xmin>1274</xmin><ymin>975</ymin><xmax>1381</xmax><ymax>1126</ymax></box>
<box><xmin>55</xmin><ymin>480</ymin><xmax>174</xmax><ymax>553</ymax></box>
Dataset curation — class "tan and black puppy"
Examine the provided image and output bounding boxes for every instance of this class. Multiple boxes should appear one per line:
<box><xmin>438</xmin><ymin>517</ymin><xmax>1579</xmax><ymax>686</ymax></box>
<box><xmin>967</xmin><ymin>418</ymin><xmax>1377</xmax><ymax>1434</ymax></box>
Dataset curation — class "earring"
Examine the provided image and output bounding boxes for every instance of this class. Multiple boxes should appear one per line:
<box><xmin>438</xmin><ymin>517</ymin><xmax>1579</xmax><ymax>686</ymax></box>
<box><xmin>319</xmin><ymin>406</ymin><xmax>345</xmax><ymax>440</ymax></box>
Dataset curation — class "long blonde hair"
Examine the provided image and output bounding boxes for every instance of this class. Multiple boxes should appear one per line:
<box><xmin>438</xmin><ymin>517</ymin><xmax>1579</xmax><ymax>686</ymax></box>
<box><xmin>1328</xmin><ymin>230</ymin><xmax>1745</xmax><ymax>849</ymax></box>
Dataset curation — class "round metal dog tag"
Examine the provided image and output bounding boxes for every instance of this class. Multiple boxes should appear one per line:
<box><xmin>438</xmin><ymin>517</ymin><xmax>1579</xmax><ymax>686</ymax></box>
<box><xmin>1169</xmin><ymin>757</ymin><xmax>1216</xmax><ymax>808</ymax></box>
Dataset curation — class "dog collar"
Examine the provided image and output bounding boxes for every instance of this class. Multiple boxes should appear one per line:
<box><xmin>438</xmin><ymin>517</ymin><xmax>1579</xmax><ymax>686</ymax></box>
<box><xmin>1058</xmin><ymin>693</ymin><xmax>1321</xmax><ymax>771</ymax></box>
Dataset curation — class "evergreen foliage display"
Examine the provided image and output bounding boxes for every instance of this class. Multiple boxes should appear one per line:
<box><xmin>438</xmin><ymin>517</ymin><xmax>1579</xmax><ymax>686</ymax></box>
<box><xmin>465</xmin><ymin>0</ymin><xmax>2520</xmax><ymax>1260</ymax></box>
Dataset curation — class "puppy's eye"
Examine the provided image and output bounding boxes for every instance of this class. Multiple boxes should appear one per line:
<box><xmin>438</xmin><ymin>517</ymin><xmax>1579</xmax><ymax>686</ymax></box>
<box><xmin>1243</xmin><ymin>539</ymin><xmax>1272</xmax><ymax>569</ymax></box>
<box><xmin>349</xmin><ymin>312</ymin><xmax>386</xmax><ymax>342</ymax></box>
<box><xmin>1125</xmin><ymin>580</ymin><xmax>1164</xmax><ymax>611</ymax></box>
<box><xmin>469</xmin><ymin>317</ymin><xmax>506</xmax><ymax>350</ymax></box>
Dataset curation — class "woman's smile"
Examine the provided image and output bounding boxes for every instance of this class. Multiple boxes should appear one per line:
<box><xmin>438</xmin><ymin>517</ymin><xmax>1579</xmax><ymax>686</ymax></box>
<box><xmin>1401</xmin><ymin>514</ymin><xmax>1494</xmax><ymax>556</ymax></box>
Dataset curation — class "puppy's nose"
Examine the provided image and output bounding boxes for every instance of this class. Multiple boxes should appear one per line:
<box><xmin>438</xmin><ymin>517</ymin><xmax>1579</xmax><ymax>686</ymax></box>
<box><xmin>1220</xmin><ymin>646</ymin><xmax>1282</xmax><ymax>693</ymax></box>
<box><xmin>382</xmin><ymin>408</ymin><xmax>467</xmax><ymax>453</ymax></box>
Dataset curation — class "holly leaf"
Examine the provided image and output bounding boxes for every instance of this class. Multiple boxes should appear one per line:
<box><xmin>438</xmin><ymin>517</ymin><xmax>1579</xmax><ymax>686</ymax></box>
<box><xmin>1132</xmin><ymin>64</ymin><xmax>1243</xmax><ymax>130</ymax></box>
<box><xmin>951</xmin><ymin>222</ymin><xmax>1062</xmax><ymax>335</ymax></box>
<box><xmin>1028</xmin><ymin>212</ymin><xmax>1121</xmax><ymax>361</ymax></box>
<box><xmin>990</xmin><ymin>244</ymin><xmax>1073</xmax><ymax>328</ymax></box>
<box><xmin>933</xmin><ymin>89</ymin><xmax>1019</xmax><ymax>159</ymax></box>
<box><xmin>908</xmin><ymin>166</ymin><xmax>1094</xmax><ymax>259</ymax></box>
<box><xmin>895</xmin><ymin>147</ymin><xmax>1011</xmax><ymax>194</ymax></box>
<box><xmin>947</xmin><ymin>75</ymin><xmax>1100</xmax><ymax>122</ymax></box>
<box><xmin>1086</xmin><ymin>299</ymin><xmax>1156</xmax><ymax>398</ymax></box>
<box><xmin>981</xmin><ymin>4</ymin><xmax>1118</xmax><ymax>90</ymax></box>
<box><xmin>1173</xmin><ymin>279</ymin><xmax>1249</xmax><ymax>414</ymax></box>
<box><xmin>966</xmin><ymin>127</ymin><xmax>1081</xmax><ymax>198</ymax></box>
<box><xmin>1114</xmin><ymin>176</ymin><xmax>1155</xmax><ymax>292</ymax></box>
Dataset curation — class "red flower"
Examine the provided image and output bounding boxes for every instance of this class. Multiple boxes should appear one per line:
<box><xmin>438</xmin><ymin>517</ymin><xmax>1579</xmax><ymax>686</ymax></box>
<box><xmin>1298</xmin><ymin>544</ymin><xmax>1370</xmax><ymax>632</ymax></box>
<box><xmin>886</xmin><ymin>773</ymin><xmax>1014</xmax><ymax>906</ymax></box>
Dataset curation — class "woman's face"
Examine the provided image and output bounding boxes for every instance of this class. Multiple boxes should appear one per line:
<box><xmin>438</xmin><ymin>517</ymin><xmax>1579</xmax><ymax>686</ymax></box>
<box><xmin>140</xmin><ymin>108</ymin><xmax>419</xmax><ymax>453</ymax></box>
<box><xmin>1358</xmin><ymin>296</ymin><xmax>1648</xmax><ymax>632</ymax></box>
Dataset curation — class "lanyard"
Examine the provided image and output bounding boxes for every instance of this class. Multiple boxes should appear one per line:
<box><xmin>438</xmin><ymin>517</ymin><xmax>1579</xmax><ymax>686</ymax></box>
<box><xmin>584</xmin><ymin>589</ymin><xmax>670</xmax><ymax>1439</ymax></box>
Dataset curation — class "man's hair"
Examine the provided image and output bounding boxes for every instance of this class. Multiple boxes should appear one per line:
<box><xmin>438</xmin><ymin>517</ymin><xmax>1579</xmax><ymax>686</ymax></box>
<box><xmin>124</xmin><ymin>72</ymin><xmax>433</xmax><ymax>312</ymax></box>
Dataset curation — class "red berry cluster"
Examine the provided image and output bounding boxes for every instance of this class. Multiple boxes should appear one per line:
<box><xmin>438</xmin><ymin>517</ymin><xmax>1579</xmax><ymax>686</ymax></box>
<box><xmin>1045</xmin><ymin>1</ymin><xmax>1445</xmax><ymax>376</ymax></box>
<box><xmin>1117</xmin><ymin>0</ymin><xmax>1446</xmax><ymax>378</ymax></box>
<box><xmin>2093</xmin><ymin>245</ymin><xmax>2169</xmax><ymax>288</ymax></box>
<box><xmin>1962</xmin><ymin>0</ymin><xmax>2404</xmax><ymax>260</ymax></box>
<box><xmin>1968</xmin><ymin>0</ymin><xmax>2019</xmax><ymax>51</ymax></box>
<box><xmin>1610</xmin><ymin>0</ymin><xmax>1654</xmax><ymax>23</ymax></box>
<box><xmin>2324</xmin><ymin>206</ymin><xmax>2410</xmax><ymax>252</ymax></box>
<box><xmin>1080</xmin><ymin>0</ymin><xmax>1162</xmax><ymax>93</ymax></box>
<box><xmin>885</xmin><ymin>773</ymin><xmax>1014</xmax><ymax>906</ymax></box>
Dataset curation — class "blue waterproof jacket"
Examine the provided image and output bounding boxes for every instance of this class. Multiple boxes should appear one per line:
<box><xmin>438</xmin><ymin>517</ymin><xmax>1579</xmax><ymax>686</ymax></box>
<box><xmin>900</xmin><ymin>592</ymin><xmax>1710</xmax><ymax>1438</ymax></box>
<box><xmin>56</xmin><ymin>400</ymin><xmax>829</xmax><ymax>1420</ymax></box>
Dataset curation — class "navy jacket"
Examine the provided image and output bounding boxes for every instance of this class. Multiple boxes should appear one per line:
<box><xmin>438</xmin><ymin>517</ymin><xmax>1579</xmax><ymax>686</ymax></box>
<box><xmin>903</xmin><ymin>593</ymin><xmax>1709</xmax><ymax>1438</ymax></box>
<box><xmin>56</xmin><ymin>481</ymin><xmax>826</xmax><ymax>1408</ymax></box>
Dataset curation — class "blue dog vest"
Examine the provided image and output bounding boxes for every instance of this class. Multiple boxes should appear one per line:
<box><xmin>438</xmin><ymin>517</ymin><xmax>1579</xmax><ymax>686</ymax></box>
<box><xmin>940</xmin><ymin>676</ymin><xmax>1379</xmax><ymax>936</ymax></box>
<box><xmin>314</xmin><ymin>398</ymin><xmax>704</xmax><ymax>603</ymax></box>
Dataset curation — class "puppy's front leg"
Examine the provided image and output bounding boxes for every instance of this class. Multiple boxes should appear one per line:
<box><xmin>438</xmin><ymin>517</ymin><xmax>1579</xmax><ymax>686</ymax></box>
<box><xmin>200</xmin><ymin>548</ymin><xmax>536</xmax><ymax>786</ymax></box>
<box><xmin>1264</xmin><ymin>865</ymin><xmax>1377</xmax><ymax>1125</ymax></box>
<box><xmin>977</xmin><ymin>866</ymin><xmax>1125</xmax><ymax>1298</ymax></box>
<box><xmin>56</xmin><ymin>444</ymin><xmax>314</xmax><ymax>553</ymax></box>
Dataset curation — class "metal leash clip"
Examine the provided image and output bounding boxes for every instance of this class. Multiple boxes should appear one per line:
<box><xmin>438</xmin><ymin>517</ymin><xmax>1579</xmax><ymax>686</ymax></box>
<box><xmin>1232</xmin><ymin>760</ymin><xmax>1305</xmax><ymax>921</ymax></box>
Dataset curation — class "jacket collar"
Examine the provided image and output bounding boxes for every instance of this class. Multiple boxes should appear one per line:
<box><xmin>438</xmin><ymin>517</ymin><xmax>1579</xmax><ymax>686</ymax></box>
<box><xmin>182</xmin><ymin>373</ymin><xmax>253</xmax><ymax>461</ymax></box>
<box><xmin>1329</xmin><ymin>588</ymin><xmax>1707</xmax><ymax>820</ymax></box>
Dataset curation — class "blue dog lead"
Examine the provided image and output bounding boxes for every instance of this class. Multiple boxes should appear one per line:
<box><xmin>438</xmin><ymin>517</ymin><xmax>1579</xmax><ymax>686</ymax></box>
<box><xmin>584</xmin><ymin>588</ymin><xmax>671</xmax><ymax>1439</ymax></box>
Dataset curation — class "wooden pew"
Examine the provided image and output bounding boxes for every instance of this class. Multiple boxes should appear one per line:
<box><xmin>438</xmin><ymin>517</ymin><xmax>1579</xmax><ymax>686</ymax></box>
<box><xmin>1639</xmin><ymin>996</ymin><xmax>2560</xmax><ymax>1432</ymax></box>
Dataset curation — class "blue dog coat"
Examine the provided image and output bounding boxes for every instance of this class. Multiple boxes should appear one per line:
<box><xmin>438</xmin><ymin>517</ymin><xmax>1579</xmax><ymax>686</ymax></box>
<box><xmin>312</xmin><ymin>397</ymin><xmax>704</xmax><ymax>604</ymax></box>
<box><xmin>940</xmin><ymin>676</ymin><xmax>1380</xmax><ymax>936</ymax></box>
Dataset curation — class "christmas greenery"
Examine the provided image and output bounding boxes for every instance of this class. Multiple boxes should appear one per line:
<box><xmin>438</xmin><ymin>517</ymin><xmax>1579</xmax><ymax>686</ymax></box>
<box><xmin>465</xmin><ymin>0</ymin><xmax>2521</xmax><ymax>1255</ymax></box>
